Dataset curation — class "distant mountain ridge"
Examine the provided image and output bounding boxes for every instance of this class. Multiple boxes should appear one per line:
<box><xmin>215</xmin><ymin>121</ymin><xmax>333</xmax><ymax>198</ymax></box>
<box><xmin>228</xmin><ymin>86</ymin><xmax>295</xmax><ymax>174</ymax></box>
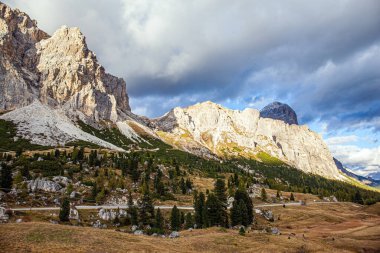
<box><xmin>334</xmin><ymin>158</ymin><xmax>380</xmax><ymax>187</ymax></box>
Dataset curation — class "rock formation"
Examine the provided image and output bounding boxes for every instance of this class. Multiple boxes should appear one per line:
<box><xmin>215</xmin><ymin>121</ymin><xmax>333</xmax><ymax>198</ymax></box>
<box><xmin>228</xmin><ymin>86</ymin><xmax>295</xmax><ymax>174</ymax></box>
<box><xmin>260</xmin><ymin>102</ymin><xmax>298</xmax><ymax>125</ymax></box>
<box><xmin>27</xmin><ymin>178</ymin><xmax>63</xmax><ymax>192</ymax></box>
<box><xmin>0</xmin><ymin>2</ymin><xmax>130</xmax><ymax>122</ymax></box>
<box><xmin>152</xmin><ymin>101</ymin><xmax>342</xmax><ymax>179</ymax></box>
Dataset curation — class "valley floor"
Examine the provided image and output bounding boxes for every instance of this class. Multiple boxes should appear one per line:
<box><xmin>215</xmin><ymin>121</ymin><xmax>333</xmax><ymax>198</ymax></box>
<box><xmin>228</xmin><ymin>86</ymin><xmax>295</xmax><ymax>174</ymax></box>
<box><xmin>1</xmin><ymin>203</ymin><xmax>379</xmax><ymax>252</ymax></box>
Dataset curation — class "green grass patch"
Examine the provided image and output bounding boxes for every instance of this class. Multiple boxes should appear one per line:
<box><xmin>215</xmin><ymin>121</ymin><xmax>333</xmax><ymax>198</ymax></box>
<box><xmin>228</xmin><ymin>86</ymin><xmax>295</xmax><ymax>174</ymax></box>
<box><xmin>256</xmin><ymin>152</ymin><xmax>284</xmax><ymax>165</ymax></box>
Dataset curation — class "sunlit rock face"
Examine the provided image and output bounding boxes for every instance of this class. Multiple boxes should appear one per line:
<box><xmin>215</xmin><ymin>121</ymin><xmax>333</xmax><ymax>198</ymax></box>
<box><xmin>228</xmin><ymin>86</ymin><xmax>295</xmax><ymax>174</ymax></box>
<box><xmin>152</xmin><ymin>101</ymin><xmax>342</xmax><ymax>180</ymax></box>
<box><xmin>36</xmin><ymin>26</ymin><xmax>130</xmax><ymax>122</ymax></box>
<box><xmin>0</xmin><ymin>2</ymin><xmax>130</xmax><ymax>122</ymax></box>
<box><xmin>0</xmin><ymin>3</ymin><xmax>49</xmax><ymax>111</ymax></box>
<box><xmin>260</xmin><ymin>102</ymin><xmax>298</xmax><ymax>125</ymax></box>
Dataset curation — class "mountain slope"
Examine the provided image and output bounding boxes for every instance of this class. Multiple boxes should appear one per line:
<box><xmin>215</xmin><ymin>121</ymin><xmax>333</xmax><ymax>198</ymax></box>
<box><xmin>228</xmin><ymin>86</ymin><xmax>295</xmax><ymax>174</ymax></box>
<box><xmin>0</xmin><ymin>100</ymin><xmax>123</xmax><ymax>150</ymax></box>
<box><xmin>150</xmin><ymin>101</ymin><xmax>342</xmax><ymax>180</ymax></box>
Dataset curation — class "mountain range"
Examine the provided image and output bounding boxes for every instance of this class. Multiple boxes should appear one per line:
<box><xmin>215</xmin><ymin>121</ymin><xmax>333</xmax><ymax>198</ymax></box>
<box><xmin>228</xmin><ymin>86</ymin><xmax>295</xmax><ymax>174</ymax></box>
<box><xmin>0</xmin><ymin>1</ymin><xmax>377</xmax><ymax>186</ymax></box>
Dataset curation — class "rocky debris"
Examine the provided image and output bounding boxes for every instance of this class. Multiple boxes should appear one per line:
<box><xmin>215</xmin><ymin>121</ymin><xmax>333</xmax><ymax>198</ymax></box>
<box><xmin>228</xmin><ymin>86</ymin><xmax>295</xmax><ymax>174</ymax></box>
<box><xmin>131</xmin><ymin>225</ymin><xmax>138</xmax><ymax>232</ymax></box>
<box><xmin>15</xmin><ymin>218</ymin><xmax>22</xmax><ymax>223</ymax></box>
<box><xmin>52</xmin><ymin>176</ymin><xmax>71</xmax><ymax>186</ymax></box>
<box><xmin>98</xmin><ymin>208</ymin><xmax>126</xmax><ymax>221</ymax></box>
<box><xmin>261</xmin><ymin>210</ymin><xmax>274</xmax><ymax>221</ymax></box>
<box><xmin>323</xmin><ymin>196</ymin><xmax>338</xmax><ymax>202</ymax></box>
<box><xmin>50</xmin><ymin>220</ymin><xmax>58</xmax><ymax>224</ymax></box>
<box><xmin>27</xmin><ymin>178</ymin><xmax>62</xmax><ymax>192</ymax></box>
<box><xmin>134</xmin><ymin>230</ymin><xmax>144</xmax><ymax>235</ymax></box>
<box><xmin>152</xmin><ymin>101</ymin><xmax>342</xmax><ymax>180</ymax></box>
<box><xmin>227</xmin><ymin>197</ymin><xmax>234</xmax><ymax>209</ymax></box>
<box><xmin>0</xmin><ymin>207</ymin><xmax>9</xmax><ymax>221</ymax></box>
<box><xmin>260</xmin><ymin>102</ymin><xmax>298</xmax><ymax>125</ymax></box>
<box><xmin>169</xmin><ymin>231</ymin><xmax>180</xmax><ymax>238</ymax></box>
<box><xmin>69</xmin><ymin>191</ymin><xmax>77</xmax><ymax>199</ymax></box>
<box><xmin>69</xmin><ymin>207</ymin><xmax>79</xmax><ymax>220</ymax></box>
<box><xmin>92</xmin><ymin>220</ymin><xmax>107</xmax><ymax>229</ymax></box>
<box><xmin>248</xmin><ymin>184</ymin><xmax>263</xmax><ymax>198</ymax></box>
<box><xmin>271</xmin><ymin>227</ymin><xmax>280</xmax><ymax>235</ymax></box>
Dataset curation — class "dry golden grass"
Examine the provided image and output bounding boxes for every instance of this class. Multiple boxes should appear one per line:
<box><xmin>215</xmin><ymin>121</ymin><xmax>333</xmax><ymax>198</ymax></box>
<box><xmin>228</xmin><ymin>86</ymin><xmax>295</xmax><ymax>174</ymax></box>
<box><xmin>1</xmin><ymin>203</ymin><xmax>379</xmax><ymax>252</ymax></box>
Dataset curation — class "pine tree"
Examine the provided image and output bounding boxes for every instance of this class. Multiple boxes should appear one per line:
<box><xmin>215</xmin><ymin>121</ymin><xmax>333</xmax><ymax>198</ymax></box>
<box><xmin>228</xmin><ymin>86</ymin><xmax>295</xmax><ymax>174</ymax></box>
<box><xmin>205</xmin><ymin>193</ymin><xmax>222</xmax><ymax>227</ymax></box>
<box><xmin>213</xmin><ymin>179</ymin><xmax>228</xmax><ymax>227</ymax></box>
<box><xmin>261</xmin><ymin>188</ymin><xmax>267</xmax><ymax>201</ymax></box>
<box><xmin>194</xmin><ymin>191</ymin><xmax>206</xmax><ymax>228</ymax></box>
<box><xmin>0</xmin><ymin>163</ymin><xmax>13</xmax><ymax>192</ymax></box>
<box><xmin>155</xmin><ymin>208</ymin><xmax>164</xmax><ymax>233</ymax></box>
<box><xmin>239</xmin><ymin>200</ymin><xmax>249</xmax><ymax>226</ymax></box>
<box><xmin>230</xmin><ymin>198</ymin><xmax>238</xmax><ymax>226</ymax></box>
<box><xmin>353</xmin><ymin>190</ymin><xmax>363</xmax><ymax>204</ymax></box>
<box><xmin>127</xmin><ymin>191</ymin><xmax>138</xmax><ymax>225</ymax></box>
<box><xmin>290</xmin><ymin>192</ymin><xmax>295</xmax><ymax>201</ymax></box>
<box><xmin>233</xmin><ymin>189</ymin><xmax>253</xmax><ymax>224</ymax></box>
<box><xmin>185</xmin><ymin>213</ymin><xmax>194</xmax><ymax>229</ymax></box>
<box><xmin>170</xmin><ymin>205</ymin><xmax>181</xmax><ymax>231</ymax></box>
<box><xmin>59</xmin><ymin>197</ymin><xmax>70</xmax><ymax>222</ymax></box>
<box><xmin>180</xmin><ymin>177</ymin><xmax>186</xmax><ymax>194</ymax></box>
<box><xmin>138</xmin><ymin>183</ymin><xmax>155</xmax><ymax>225</ymax></box>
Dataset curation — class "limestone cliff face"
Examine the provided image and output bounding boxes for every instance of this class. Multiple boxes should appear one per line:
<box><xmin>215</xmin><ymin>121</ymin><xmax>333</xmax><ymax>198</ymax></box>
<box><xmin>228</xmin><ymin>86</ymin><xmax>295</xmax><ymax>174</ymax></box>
<box><xmin>36</xmin><ymin>26</ymin><xmax>130</xmax><ymax>122</ymax></box>
<box><xmin>152</xmin><ymin>101</ymin><xmax>342</xmax><ymax>179</ymax></box>
<box><xmin>0</xmin><ymin>3</ymin><xmax>48</xmax><ymax>111</ymax></box>
<box><xmin>0</xmin><ymin>2</ymin><xmax>130</xmax><ymax>122</ymax></box>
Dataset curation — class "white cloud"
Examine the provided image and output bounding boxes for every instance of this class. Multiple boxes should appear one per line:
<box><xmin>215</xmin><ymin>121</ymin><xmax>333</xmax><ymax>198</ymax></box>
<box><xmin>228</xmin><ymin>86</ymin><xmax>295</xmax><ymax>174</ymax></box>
<box><xmin>325</xmin><ymin>135</ymin><xmax>358</xmax><ymax>145</ymax></box>
<box><xmin>329</xmin><ymin>144</ymin><xmax>380</xmax><ymax>176</ymax></box>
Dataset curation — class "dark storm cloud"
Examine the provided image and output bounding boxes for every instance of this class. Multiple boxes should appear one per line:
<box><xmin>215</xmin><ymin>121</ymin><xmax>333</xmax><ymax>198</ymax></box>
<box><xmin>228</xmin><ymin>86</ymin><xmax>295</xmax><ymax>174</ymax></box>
<box><xmin>5</xmin><ymin>0</ymin><xmax>380</xmax><ymax>127</ymax></box>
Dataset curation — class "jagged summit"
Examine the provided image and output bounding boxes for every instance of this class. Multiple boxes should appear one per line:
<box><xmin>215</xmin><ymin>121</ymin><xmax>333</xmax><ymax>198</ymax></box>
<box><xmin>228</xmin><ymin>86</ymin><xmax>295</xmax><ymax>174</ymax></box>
<box><xmin>260</xmin><ymin>101</ymin><xmax>298</xmax><ymax>125</ymax></box>
<box><xmin>0</xmin><ymin>2</ymin><xmax>130</xmax><ymax>122</ymax></box>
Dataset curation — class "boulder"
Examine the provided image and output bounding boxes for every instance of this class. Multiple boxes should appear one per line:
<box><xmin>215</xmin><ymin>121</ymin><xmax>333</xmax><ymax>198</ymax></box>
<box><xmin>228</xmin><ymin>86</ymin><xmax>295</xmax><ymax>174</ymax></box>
<box><xmin>0</xmin><ymin>207</ymin><xmax>9</xmax><ymax>221</ymax></box>
<box><xmin>27</xmin><ymin>178</ymin><xmax>62</xmax><ymax>192</ymax></box>
<box><xmin>271</xmin><ymin>227</ymin><xmax>280</xmax><ymax>235</ymax></box>
<box><xmin>134</xmin><ymin>230</ymin><xmax>144</xmax><ymax>235</ymax></box>
<box><xmin>131</xmin><ymin>225</ymin><xmax>138</xmax><ymax>232</ymax></box>
<box><xmin>262</xmin><ymin>210</ymin><xmax>274</xmax><ymax>221</ymax></box>
<box><xmin>169</xmin><ymin>231</ymin><xmax>180</xmax><ymax>238</ymax></box>
<box><xmin>69</xmin><ymin>208</ymin><xmax>79</xmax><ymax>220</ymax></box>
<box><xmin>52</xmin><ymin>176</ymin><xmax>71</xmax><ymax>186</ymax></box>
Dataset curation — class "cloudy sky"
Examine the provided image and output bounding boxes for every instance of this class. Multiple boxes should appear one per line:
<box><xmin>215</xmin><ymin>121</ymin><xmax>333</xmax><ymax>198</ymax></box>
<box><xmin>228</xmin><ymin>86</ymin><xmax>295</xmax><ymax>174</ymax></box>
<box><xmin>5</xmin><ymin>0</ymin><xmax>380</xmax><ymax>177</ymax></box>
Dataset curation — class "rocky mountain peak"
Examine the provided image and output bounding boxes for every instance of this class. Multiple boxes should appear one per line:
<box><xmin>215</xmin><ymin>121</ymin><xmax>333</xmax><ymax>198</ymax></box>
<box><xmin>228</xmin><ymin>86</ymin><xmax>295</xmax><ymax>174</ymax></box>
<box><xmin>260</xmin><ymin>101</ymin><xmax>298</xmax><ymax>125</ymax></box>
<box><xmin>0</xmin><ymin>2</ymin><xmax>130</xmax><ymax>122</ymax></box>
<box><xmin>36</xmin><ymin>25</ymin><xmax>131</xmax><ymax>122</ymax></box>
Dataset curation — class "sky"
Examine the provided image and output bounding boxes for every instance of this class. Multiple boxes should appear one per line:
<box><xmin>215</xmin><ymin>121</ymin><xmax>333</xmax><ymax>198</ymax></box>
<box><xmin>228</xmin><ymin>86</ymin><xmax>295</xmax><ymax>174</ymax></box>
<box><xmin>4</xmin><ymin>0</ymin><xmax>380</xmax><ymax>177</ymax></box>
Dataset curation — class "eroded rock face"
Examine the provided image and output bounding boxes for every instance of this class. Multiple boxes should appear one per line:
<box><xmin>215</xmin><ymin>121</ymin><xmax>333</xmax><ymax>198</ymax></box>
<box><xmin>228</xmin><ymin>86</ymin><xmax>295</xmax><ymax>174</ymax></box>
<box><xmin>260</xmin><ymin>102</ymin><xmax>298</xmax><ymax>125</ymax></box>
<box><xmin>0</xmin><ymin>2</ymin><xmax>130</xmax><ymax>122</ymax></box>
<box><xmin>27</xmin><ymin>178</ymin><xmax>62</xmax><ymax>192</ymax></box>
<box><xmin>152</xmin><ymin>101</ymin><xmax>342</xmax><ymax>179</ymax></box>
<box><xmin>0</xmin><ymin>3</ymin><xmax>49</xmax><ymax>111</ymax></box>
<box><xmin>36</xmin><ymin>26</ymin><xmax>130</xmax><ymax>122</ymax></box>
